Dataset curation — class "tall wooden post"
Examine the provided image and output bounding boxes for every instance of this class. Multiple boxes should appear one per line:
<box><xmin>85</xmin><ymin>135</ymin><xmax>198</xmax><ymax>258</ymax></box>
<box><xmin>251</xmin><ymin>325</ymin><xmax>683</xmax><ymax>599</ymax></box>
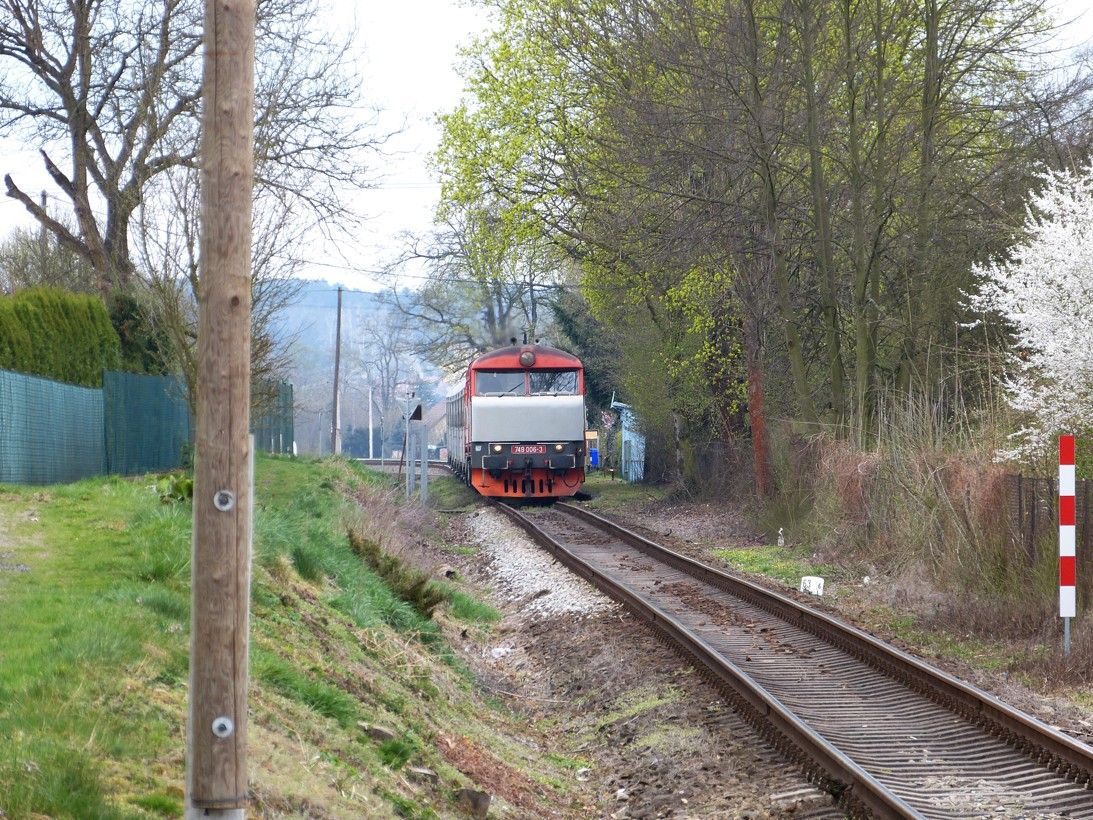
<box><xmin>186</xmin><ymin>0</ymin><xmax>256</xmax><ymax>815</ymax></box>
<box><xmin>331</xmin><ymin>286</ymin><xmax>343</xmax><ymax>455</ymax></box>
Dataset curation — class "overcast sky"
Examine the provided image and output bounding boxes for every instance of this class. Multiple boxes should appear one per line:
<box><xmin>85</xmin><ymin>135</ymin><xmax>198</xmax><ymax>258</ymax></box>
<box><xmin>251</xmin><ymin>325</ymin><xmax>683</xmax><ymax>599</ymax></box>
<box><xmin>2</xmin><ymin>0</ymin><xmax>1093</xmax><ymax>293</ymax></box>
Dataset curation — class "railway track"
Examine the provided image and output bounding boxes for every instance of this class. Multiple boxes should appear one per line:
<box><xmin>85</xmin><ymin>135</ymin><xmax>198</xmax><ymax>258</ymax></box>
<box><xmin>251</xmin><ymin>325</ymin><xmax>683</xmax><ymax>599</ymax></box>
<box><xmin>494</xmin><ymin>500</ymin><xmax>1093</xmax><ymax>819</ymax></box>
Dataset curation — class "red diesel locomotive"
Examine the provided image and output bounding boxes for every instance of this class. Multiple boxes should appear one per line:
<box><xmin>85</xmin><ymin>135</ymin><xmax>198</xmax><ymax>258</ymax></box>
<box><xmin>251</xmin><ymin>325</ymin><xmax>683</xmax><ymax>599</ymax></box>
<box><xmin>446</xmin><ymin>342</ymin><xmax>586</xmax><ymax>499</ymax></box>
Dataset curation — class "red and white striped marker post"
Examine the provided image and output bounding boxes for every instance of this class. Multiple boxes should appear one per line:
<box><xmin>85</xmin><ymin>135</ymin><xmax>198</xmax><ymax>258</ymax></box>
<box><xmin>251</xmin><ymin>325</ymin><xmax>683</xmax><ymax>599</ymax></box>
<box><xmin>1059</xmin><ymin>435</ymin><xmax>1076</xmax><ymax>655</ymax></box>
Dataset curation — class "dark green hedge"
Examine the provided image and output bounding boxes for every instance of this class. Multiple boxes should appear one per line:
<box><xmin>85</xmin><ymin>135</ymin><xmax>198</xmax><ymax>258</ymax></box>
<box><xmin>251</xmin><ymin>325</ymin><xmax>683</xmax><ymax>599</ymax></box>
<box><xmin>0</xmin><ymin>287</ymin><xmax>120</xmax><ymax>386</ymax></box>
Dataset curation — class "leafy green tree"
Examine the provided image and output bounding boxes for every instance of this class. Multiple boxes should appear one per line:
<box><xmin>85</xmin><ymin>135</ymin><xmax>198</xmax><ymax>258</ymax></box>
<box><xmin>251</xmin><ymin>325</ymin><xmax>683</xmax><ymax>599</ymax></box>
<box><xmin>437</xmin><ymin>0</ymin><xmax>1067</xmax><ymax>466</ymax></box>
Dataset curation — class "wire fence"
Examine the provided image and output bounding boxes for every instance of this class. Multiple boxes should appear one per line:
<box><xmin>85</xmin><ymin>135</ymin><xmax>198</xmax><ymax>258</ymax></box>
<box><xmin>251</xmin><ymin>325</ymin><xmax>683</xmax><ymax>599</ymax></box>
<box><xmin>253</xmin><ymin>381</ymin><xmax>294</xmax><ymax>455</ymax></box>
<box><xmin>1009</xmin><ymin>474</ymin><xmax>1093</xmax><ymax>600</ymax></box>
<box><xmin>104</xmin><ymin>371</ymin><xmax>192</xmax><ymax>475</ymax></box>
<box><xmin>0</xmin><ymin>368</ymin><xmax>294</xmax><ymax>485</ymax></box>
<box><xmin>0</xmin><ymin>371</ymin><xmax>105</xmax><ymax>484</ymax></box>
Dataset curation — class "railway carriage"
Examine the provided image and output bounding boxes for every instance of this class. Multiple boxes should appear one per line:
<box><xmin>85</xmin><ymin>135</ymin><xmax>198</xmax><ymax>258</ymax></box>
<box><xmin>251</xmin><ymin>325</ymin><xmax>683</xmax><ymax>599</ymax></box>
<box><xmin>447</xmin><ymin>342</ymin><xmax>586</xmax><ymax>499</ymax></box>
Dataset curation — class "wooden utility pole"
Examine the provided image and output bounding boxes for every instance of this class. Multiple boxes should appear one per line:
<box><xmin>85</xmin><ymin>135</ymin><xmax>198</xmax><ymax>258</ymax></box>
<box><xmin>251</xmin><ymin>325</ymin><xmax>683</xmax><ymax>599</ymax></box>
<box><xmin>186</xmin><ymin>0</ymin><xmax>256</xmax><ymax>815</ymax></box>
<box><xmin>331</xmin><ymin>286</ymin><xmax>343</xmax><ymax>455</ymax></box>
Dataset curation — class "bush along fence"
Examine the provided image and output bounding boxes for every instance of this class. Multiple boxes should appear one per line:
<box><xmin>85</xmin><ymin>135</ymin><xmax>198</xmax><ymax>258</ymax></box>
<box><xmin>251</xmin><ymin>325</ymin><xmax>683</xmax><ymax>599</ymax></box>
<box><xmin>1009</xmin><ymin>474</ymin><xmax>1093</xmax><ymax>604</ymax></box>
<box><xmin>0</xmin><ymin>368</ymin><xmax>294</xmax><ymax>485</ymax></box>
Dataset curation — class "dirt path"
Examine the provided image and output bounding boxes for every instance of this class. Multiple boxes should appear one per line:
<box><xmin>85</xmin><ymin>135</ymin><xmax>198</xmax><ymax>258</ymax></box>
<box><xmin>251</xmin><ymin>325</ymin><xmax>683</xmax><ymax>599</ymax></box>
<box><xmin>0</xmin><ymin>497</ymin><xmax>45</xmax><ymax>592</ymax></box>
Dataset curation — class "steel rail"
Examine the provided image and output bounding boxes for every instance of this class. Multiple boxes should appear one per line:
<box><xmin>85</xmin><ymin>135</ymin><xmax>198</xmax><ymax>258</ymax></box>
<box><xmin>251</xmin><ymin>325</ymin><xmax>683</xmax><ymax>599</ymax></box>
<box><xmin>493</xmin><ymin>499</ymin><xmax>1093</xmax><ymax>817</ymax></box>
<box><xmin>555</xmin><ymin>502</ymin><xmax>1093</xmax><ymax>787</ymax></box>
<box><xmin>493</xmin><ymin>501</ymin><xmax>921</xmax><ymax>818</ymax></box>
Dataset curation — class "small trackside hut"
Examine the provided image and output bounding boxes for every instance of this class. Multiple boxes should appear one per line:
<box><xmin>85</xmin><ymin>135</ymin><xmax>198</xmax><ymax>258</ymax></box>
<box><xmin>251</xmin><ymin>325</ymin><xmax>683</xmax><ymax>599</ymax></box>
<box><xmin>447</xmin><ymin>342</ymin><xmax>587</xmax><ymax>499</ymax></box>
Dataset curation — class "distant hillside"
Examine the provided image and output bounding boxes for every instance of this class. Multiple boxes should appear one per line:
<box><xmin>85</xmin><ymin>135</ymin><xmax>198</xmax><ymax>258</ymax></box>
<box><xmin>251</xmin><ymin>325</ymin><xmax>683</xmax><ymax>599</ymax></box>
<box><xmin>272</xmin><ymin>280</ymin><xmax>385</xmax><ymax>358</ymax></box>
<box><xmin>272</xmin><ymin>280</ymin><xmax>447</xmax><ymax>454</ymax></box>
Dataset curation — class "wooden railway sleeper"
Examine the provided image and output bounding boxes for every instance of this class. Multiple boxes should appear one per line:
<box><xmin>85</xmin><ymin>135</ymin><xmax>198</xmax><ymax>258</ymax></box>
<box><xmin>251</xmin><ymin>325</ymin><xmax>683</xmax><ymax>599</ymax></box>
<box><xmin>498</xmin><ymin>502</ymin><xmax>922</xmax><ymax>819</ymax></box>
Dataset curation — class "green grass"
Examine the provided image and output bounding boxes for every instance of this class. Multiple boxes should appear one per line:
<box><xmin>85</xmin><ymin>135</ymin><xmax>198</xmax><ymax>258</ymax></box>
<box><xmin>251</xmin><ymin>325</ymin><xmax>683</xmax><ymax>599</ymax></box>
<box><xmin>130</xmin><ymin>793</ymin><xmax>183</xmax><ymax>817</ymax></box>
<box><xmin>377</xmin><ymin>737</ymin><xmax>417</xmax><ymax>769</ymax></box>
<box><xmin>0</xmin><ymin>453</ymin><xmax>535</xmax><ymax>817</ymax></box>
<box><xmin>442</xmin><ymin>588</ymin><xmax>501</xmax><ymax>624</ymax></box>
<box><xmin>137</xmin><ymin>587</ymin><xmax>190</xmax><ymax>621</ymax></box>
<box><xmin>255</xmin><ymin>457</ymin><xmax>443</xmax><ymax>642</ymax></box>
<box><xmin>711</xmin><ymin>545</ymin><xmax>837</xmax><ymax>587</ymax></box>
<box><xmin>445</xmin><ymin>544</ymin><xmax>478</xmax><ymax>556</ymax></box>
<box><xmin>254</xmin><ymin>651</ymin><xmax>359</xmax><ymax>728</ymax></box>
<box><xmin>427</xmin><ymin>476</ymin><xmax>480</xmax><ymax>511</ymax></box>
<box><xmin>0</xmin><ymin>454</ymin><xmax>504</xmax><ymax>816</ymax></box>
<box><xmin>544</xmin><ymin>752</ymin><xmax>591</xmax><ymax>771</ymax></box>
<box><xmin>580</xmin><ymin>471</ymin><xmax>668</xmax><ymax>511</ymax></box>
<box><xmin>593</xmin><ymin>685</ymin><xmax>680</xmax><ymax>730</ymax></box>
<box><xmin>0</xmin><ymin>476</ymin><xmax>178</xmax><ymax>818</ymax></box>
<box><xmin>883</xmin><ymin>613</ymin><xmax>1020</xmax><ymax>669</ymax></box>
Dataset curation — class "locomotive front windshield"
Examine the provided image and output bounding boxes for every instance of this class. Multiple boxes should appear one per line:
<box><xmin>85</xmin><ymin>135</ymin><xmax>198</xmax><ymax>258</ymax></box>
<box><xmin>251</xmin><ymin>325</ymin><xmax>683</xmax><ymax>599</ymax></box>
<box><xmin>529</xmin><ymin>369</ymin><xmax>579</xmax><ymax>395</ymax></box>
<box><xmin>476</xmin><ymin>370</ymin><xmax>526</xmax><ymax>396</ymax></box>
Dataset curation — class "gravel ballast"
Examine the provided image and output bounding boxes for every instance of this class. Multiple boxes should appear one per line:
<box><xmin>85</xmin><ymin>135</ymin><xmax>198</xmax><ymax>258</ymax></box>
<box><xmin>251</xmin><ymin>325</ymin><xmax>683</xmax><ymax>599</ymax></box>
<box><xmin>465</xmin><ymin>508</ymin><xmax>616</xmax><ymax>617</ymax></box>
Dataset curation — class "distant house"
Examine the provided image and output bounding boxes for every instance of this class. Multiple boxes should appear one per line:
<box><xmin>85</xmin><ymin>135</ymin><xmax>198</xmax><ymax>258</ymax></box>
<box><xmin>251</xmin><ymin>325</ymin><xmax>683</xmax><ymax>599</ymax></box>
<box><xmin>610</xmin><ymin>400</ymin><xmax>645</xmax><ymax>482</ymax></box>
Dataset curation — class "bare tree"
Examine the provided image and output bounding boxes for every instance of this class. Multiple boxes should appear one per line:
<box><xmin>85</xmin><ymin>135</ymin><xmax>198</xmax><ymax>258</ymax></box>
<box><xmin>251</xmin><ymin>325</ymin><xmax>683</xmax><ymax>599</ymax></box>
<box><xmin>386</xmin><ymin>205</ymin><xmax>563</xmax><ymax>372</ymax></box>
<box><xmin>351</xmin><ymin>312</ymin><xmax>419</xmax><ymax>441</ymax></box>
<box><xmin>133</xmin><ymin>163</ymin><xmax>301</xmax><ymax>410</ymax></box>
<box><xmin>0</xmin><ymin>218</ymin><xmax>98</xmax><ymax>293</ymax></box>
<box><xmin>0</xmin><ymin>0</ymin><xmax>380</xmax><ymax>295</ymax></box>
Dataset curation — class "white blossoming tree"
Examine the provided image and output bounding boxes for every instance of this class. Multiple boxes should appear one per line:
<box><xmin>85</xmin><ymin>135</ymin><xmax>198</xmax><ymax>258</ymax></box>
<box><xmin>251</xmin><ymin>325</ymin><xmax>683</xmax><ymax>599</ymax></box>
<box><xmin>971</xmin><ymin>167</ymin><xmax>1093</xmax><ymax>462</ymax></box>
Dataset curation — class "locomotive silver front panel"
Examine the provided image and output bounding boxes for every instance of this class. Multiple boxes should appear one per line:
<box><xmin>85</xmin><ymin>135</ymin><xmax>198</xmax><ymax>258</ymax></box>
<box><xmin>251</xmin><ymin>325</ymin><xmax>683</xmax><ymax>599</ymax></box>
<box><xmin>470</xmin><ymin>395</ymin><xmax>585</xmax><ymax>442</ymax></box>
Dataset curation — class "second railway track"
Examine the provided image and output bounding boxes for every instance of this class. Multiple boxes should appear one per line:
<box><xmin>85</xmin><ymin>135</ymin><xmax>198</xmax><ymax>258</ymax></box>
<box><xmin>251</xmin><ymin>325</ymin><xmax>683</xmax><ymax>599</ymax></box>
<box><xmin>494</xmin><ymin>500</ymin><xmax>1093</xmax><ymax>819</ymax></box>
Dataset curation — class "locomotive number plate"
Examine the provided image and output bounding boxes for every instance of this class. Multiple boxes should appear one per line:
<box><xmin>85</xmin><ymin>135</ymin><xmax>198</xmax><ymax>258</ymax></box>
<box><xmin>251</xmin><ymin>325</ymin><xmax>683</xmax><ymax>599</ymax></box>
<box><xmin>512</xmin><ymin>445</ymin><xmax>545</xmax><ymax>454</ymax></box>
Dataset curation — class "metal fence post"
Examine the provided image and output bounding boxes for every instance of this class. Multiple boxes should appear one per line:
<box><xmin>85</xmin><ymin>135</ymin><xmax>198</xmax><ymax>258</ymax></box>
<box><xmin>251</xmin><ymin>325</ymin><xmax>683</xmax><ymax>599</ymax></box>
<box><xmin>406</xmin><ymin>423</ymin><xmax>415</xmax><ymax>498</ymax></box>
<box><xmin>1079</xmin><ymin>481</ymin><xmax>1088</xmax><ymax>603</ymax></box>
<box><xmin>1029</xmin><ymin>477</ymin><xmax>1037</xmax><ymax>566</ymax></box>
<box><xmin>419</xmin><ymin>419</ymin><xmax>428</xmax><ymax>503</ymax></box>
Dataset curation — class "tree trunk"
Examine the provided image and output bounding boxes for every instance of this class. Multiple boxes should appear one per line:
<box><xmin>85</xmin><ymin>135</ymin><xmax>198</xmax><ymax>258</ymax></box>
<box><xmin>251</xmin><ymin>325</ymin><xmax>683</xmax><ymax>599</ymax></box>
<box><xmin>743</xmin><ymin>0</ymin><xmax>818</xmax><ymax>425</ymax></box>
<box><xmin>744</xmin><ymin>315</ymin><xmax>771</xmax><ymax>497</ymax></box>
<box><xmin>843</xmin><ymin>0</ymin><xmax>876</xmax><ymax>438</ymax></box>
<box><xmin>672</xmin><ymin>411</ymin><xmax>685</xmax><ymax>485</ymax></box>
<box><xmin>903</xmin><ymin>0</ymin><xmax>941</xmax><ymax>392</ymax></box>
<box><xmin>799</xmin><ymin>0</ymin><xmax>846</xmax><ymax>426</ymax></box>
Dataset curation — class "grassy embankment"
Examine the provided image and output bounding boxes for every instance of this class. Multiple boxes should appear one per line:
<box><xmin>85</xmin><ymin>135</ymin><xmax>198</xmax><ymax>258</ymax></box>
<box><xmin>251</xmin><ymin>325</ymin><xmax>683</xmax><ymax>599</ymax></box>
<box><xmin>0</xmin><ymin>456</ymin><xmax>579</xmax><ymax>818</ymax></box>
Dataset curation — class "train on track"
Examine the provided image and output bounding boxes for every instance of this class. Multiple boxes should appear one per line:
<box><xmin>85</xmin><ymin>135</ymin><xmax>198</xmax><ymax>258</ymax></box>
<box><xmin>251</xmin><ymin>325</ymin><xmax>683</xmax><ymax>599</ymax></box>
<box><xmin>446</xmin><ymin>341</ymin><xmax>586</xmax><ymax>499</ymax></box>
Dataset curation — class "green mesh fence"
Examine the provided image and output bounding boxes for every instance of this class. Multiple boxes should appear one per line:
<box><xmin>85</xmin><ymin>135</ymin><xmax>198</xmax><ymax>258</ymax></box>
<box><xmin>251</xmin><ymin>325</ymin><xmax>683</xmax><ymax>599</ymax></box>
<box><xmin>0</xmin><ymin>370</ymin><xmax>105</xmax><ymax>484</ymax></box>
<box><xmin>0</xmin><ymin>367</ymin><xmax>293</xmax><ymax>485</ymax></box>
<box><xmin>103</xmin><ymin>371</ymin><xmax>192</xmax><ymax>476</ymax></box>
<box><xmin>253</xmin><ymin>380</ymin><xmax>294</xmax><ymax>454</ymax></box>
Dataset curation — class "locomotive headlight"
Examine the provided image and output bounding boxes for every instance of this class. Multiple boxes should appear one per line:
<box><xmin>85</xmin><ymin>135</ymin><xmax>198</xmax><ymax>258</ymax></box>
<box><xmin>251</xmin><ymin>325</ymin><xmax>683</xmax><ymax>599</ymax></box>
<box><xmin>519</xmin><ymin>351</ymin><xmax>536</xmax><ymax>367</ymax></box>
<box><xmin>554</xmin><ymin>443</ymin><xmax>564</xmax><ymax>451</ymax></box>
<box><xmin>492</xmin><ymin>444</ymin><xmax>503</xmax><ymax>453</ymax></box>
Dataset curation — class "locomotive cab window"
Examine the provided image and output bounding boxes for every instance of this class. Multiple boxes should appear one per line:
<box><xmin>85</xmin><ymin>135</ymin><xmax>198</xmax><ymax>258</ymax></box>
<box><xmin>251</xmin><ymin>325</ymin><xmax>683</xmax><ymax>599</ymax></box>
<box><xmin>476</xmin><ymin>370</ymin><xmax>527</xmax><ymax>396</ymax></box>
<box><xmin>529</xmin><ymin>369</ymin><xmax>579</xmax><ymax>395</ymax></box>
